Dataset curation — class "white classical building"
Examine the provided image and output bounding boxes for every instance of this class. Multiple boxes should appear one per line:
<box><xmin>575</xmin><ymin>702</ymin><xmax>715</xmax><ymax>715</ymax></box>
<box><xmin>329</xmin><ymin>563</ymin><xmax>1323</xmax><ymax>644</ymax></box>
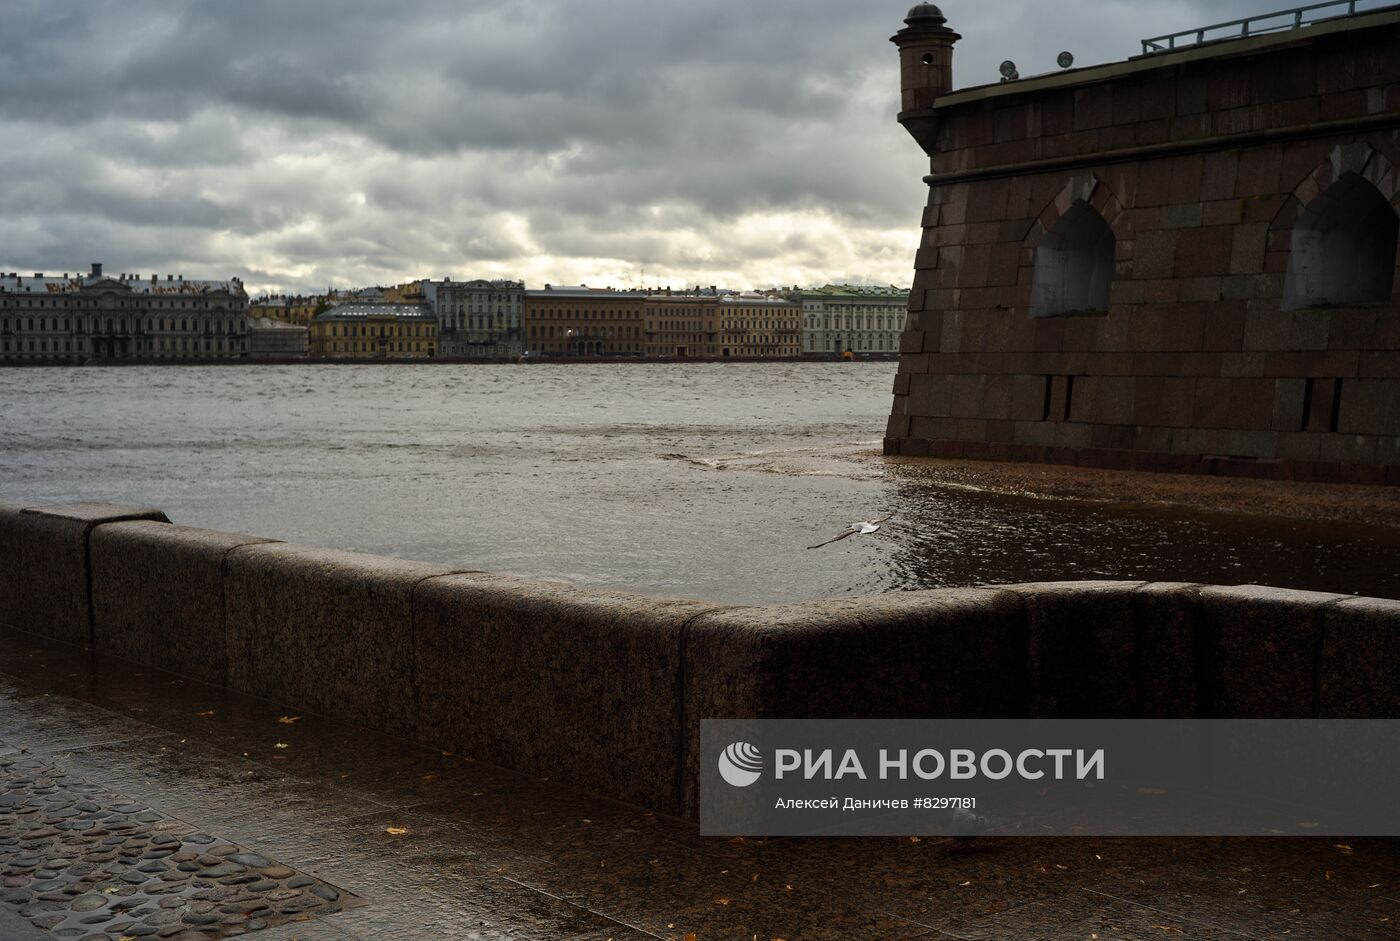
<box><xmin>787</xmin><ymin>284</ymin><xmax>910</xmax><ymax>357</ymax></box>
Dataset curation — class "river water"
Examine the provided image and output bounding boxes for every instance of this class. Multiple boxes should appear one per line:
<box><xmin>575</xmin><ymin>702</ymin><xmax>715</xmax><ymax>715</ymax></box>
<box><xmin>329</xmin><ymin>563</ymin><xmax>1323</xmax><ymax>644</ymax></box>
<box><xmin>2</xmin><ymin>363</ymin><xmax>1396</xmax><ymax>603</ymax></box>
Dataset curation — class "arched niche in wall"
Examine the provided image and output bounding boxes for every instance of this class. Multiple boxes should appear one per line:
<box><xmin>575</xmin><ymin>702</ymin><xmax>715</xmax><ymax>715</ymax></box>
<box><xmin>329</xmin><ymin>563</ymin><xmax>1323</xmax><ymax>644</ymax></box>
<box><xmin>1030</xmin><ymin>201</ymin><xmax>1116</xmax><ymax>317</ymax></box>
<box><xmin>1023</xmin><ymin>176</ymin><xmax>1131</xmax><ymax>319</ymax></box>
<box><xmin>1270</xmin><ymin>142</ymin><xmax>1400</xmax><ymax>311</ymax></box>
<box><xmin>1282</xmin><ymin>172</ymin><xmax>1399</xmax><ymax>309</ymax></box>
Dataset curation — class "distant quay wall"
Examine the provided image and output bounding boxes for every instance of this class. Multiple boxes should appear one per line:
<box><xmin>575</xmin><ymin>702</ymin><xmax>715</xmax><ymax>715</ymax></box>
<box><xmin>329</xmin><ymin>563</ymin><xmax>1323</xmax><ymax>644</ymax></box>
<box><xmin>2</xmin><ymin>499</ymin><xmax>1398</xmax><ymax>819</ymax></box>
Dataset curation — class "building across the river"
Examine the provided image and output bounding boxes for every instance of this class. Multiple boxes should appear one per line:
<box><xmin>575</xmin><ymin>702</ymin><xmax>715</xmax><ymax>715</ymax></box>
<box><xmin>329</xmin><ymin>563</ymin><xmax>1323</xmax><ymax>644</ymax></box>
<box><xmin>523</xmin><ymin>286</ymin><xmax>646</xmax><ymax>357</ymax></box>
<box><xmin>788</xmin><ymin>284</ymin><xmax>909</xmax><ymax>357</ymax></box>
<box><xmin>309</xmin><ymin>302</ymin><xmax>437</xmax><ymax>359</ymax></box>
<box><xmin>0</xmin><ymin>263</ymin><xmax>249</xmax><ymax>363</ymax></box>
<box><xmin>886</xmin><ymin>3</ymin><xmax>1400</xmax><ymax>484</ymax></box>
<box><xmin>718</xmin><ymin>293</ymin><xmax>801</xmax><ymax>358</ymax></box>
<box><xmin>248</xmin><ymin>317</ymin><xmax>310</xmax><ymax>359</ymax></box>
<box><xmin>427</xmin><ymin>279</ymin><xmax>525</xmax><ymax>359</ymax></box>
<box><xmin>644</xmin><ymin>289</ymin><xmax>722</xmax><ymax>358</ymax></box>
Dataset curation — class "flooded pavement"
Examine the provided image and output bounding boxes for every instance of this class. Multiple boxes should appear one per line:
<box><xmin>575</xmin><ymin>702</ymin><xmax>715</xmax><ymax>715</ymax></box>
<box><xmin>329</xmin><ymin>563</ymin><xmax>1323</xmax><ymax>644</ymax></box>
<box><xmin>0</xmin><ymin>624</ymin><xmax>1396</xmax><ymax>940</ymax></box>
<box><xmin>2</xmin><ymin>362</ymin><xmax>1398</xmax><ymax>604</ymax></box>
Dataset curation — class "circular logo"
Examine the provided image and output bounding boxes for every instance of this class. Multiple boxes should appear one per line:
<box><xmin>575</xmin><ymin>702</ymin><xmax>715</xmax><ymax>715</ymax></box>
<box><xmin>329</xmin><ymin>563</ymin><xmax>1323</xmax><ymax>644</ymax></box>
<box><xmin>718</xmin><ymin>742</ymin><xmax>763</xmax><ymax>788</ymax></box>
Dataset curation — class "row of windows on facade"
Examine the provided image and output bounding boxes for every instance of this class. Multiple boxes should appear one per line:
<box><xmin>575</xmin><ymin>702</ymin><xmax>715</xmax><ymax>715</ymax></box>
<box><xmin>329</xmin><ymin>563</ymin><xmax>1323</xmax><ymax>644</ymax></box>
<box><xmin>530</xmin><ymin>325</ymin><xmax>642</xmax><ymax>338</ymax></box>
<box><xmin>538</xmin><ymin>308</ymin><xmax>644</xmax><ymax>320</ymax></box>
<box><xmin>804</xmin><ymin>335</ymin><xmax>900</xmax><ymax>351</ymax></box>
<box><xmin>444</xmin><ymin>316</ymin><xmax>517</xmax><ymax>329</ymax></box>
<box><xmin>4</xmin><ymin>337</ymin><xmax>245</xmax><ymax>354</ymax></box>
<box><xmin>319</xmin><ymin>341</ymin><xmax>433</xmax><ymax>354</ymax></box>
<box><xmin>806</xmin><ymin>316</ymin><xmax>903</xmax><ymax>330</ymax></box>
<box><xmin>2</xmin><ymin>297</ymin><xmax>231</xmax><ymax>310</ymax></box>
<box><xmin>317</xmin><ymin>323</ymin><xmax>434</xmax><ymax>337</ymax></box>
<box><xmin>1</xmin><ymin>316</ymin><xmax>246</xmax><ymax>334</ymax></box>
<box><xmin>1031</xmin><ymin>171</ymin><xmax>1399</xmax><ymax>317</ymax></box>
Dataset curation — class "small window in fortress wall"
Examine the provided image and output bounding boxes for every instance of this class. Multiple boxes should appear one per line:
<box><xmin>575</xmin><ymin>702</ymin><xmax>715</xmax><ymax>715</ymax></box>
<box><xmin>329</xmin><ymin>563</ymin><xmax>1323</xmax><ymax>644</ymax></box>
<box><xmin>1283</xmin><ymin>173</ymin><xmax>1398</xmax><ymax>310</ymax></box>
<box><xmin>1030</xmin><ymin>201</ymin><xmax>1114</xmax><ymax>317</ymax></box>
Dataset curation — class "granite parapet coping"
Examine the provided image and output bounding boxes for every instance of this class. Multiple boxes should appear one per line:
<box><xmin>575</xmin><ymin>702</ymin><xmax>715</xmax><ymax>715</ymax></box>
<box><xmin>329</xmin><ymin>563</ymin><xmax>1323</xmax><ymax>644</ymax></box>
<box><xmin>0</xmin><ymin>500</ymin><xmax>1397</xmax><ymax>818</ymax></box>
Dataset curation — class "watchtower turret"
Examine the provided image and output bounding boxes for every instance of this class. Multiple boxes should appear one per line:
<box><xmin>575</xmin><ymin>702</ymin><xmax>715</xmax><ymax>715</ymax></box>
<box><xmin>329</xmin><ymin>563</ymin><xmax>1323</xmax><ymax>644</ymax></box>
<box><xmin>890</xmin><ymin>4</ymin><xmax>960</xmax><ymax>153</ymax></box>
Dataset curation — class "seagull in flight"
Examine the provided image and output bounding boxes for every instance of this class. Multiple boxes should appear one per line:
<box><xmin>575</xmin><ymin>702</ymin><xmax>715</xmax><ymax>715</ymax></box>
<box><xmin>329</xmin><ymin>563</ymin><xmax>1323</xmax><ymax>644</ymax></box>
<box><xmin>806</xmin><ymin>516</ymin><xmax>893</xmax><ymax>550</ymax></box>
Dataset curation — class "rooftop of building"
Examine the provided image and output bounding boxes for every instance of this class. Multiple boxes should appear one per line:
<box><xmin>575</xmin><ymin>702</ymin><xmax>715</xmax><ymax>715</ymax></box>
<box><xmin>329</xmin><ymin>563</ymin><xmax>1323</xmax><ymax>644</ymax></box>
<box><xmin>1</xmin><ymin>267</ymin><xmax>243</xmax><ymax>296</ymax></box>
<box><xmin>312</xmin><ymin>302</ymin><xmax>435</xmax><ymax>322</ymax></box>
<box><xmin>719</xmin><ymin>292</ymin><xmax>798</xmax><ymax>306</ymax></box>
<box><xmin>938</xmin><ymin>0</ymin><xmax>1400</xmax><ymax>107</ymax></box>
<box><xmin>797</xmin><ymin>283</ymin><xmax>911</xmax><ymax>298</ymax></box>
<box><xmin>526</xmin><ymin>285</ymin><xmax>648</xmax><ymax>299</ymax></box>
<box><xmin>431</xmin><ymin>278</ymin><xmax>525</xmax><ymax>288</ymax></box>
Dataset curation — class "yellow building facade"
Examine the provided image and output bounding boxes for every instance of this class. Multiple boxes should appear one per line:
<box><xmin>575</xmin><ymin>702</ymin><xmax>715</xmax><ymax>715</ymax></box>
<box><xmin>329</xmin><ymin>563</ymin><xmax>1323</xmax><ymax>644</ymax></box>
<box><xmin>309</xmin><ymin>303</ymin><xmax>437</xmax><ymax>359</ymax></box>
<box><xmin>718</xmin><ymin>294</ymin><xmax>801</xmax><ymax>358</ymax></box>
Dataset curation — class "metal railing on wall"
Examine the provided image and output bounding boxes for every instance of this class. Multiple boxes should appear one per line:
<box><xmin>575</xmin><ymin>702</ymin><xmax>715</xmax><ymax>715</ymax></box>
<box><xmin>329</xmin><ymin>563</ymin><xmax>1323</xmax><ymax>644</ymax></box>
<box><xmin>1140</xmin><ymin>0</ymin><xmax>1388</xmax><ymax>54</ymax></box>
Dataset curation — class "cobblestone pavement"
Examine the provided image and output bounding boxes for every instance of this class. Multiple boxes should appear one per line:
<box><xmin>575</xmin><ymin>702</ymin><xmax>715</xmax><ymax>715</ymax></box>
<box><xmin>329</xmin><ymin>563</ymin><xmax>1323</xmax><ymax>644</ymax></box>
<box><xmin>0</xmin><ymin>624</ymin><xmax>1397</xmax><ymax>940</ymax></box>
<box><xmin>0</xmin><ymin>744</ymin><xmax>350</xmax><ymax>939</ymax></box>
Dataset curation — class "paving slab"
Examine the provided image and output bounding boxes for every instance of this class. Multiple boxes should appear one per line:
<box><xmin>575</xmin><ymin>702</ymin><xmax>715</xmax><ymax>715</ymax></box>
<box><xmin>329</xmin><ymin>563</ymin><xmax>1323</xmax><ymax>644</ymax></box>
<box><xmin>0</xmin><ymin>624</ymin><xmax>1395</xmax><ymax>940</ymax></box>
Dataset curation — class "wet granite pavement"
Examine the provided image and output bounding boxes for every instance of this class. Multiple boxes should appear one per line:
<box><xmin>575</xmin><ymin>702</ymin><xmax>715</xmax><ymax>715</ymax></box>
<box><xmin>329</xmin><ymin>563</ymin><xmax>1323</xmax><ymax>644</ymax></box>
<box><xmin>0</xmin><ymin>625</ymin><xmax>1395</xmax><ymax>940</ymax></box>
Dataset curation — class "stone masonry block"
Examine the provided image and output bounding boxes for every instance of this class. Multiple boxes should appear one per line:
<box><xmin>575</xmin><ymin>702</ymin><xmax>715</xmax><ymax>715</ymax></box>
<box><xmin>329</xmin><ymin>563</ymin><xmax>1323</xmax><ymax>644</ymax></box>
<box><xmin>414</xmin><ymin>573</ymin><xmax>720</xmax><ymax>816</ymax></box>
<box><xmin>1319</xmin><ymin>597</ymin><xmax>1400</xmax><ymax>718</ymax></box>
<box><xmin>223</xmin><ymin>543</ymin><xmax>466</xmax><ymax>738</ymax></box>
<box><xmin>1000</xmin><ymin>581</ymin><xmax>1200</xmax><ymax>718</ymax></box>
<box><xmin>1198</xmin><ymin>585</ymin><xmax>1349</xmax><ymax>718</ymax></box>
<box><xmin>90</xmin><ymin>521</ymin><xmax>277</xmax><ymax>687</ymax></box>
<box><xmin>0</xmin><ymin>499</ymin><xmax>33</xmax><ymax>634</ymax></box>
<box><xmin>1</xmin><ymin>502</ymin><xmax>171</xmax><ymax>645</ymax></box>
<box><xmin>681</xmin><ymin>588</ymin><xmax>1027</xmax><ymax>816</ymax></box>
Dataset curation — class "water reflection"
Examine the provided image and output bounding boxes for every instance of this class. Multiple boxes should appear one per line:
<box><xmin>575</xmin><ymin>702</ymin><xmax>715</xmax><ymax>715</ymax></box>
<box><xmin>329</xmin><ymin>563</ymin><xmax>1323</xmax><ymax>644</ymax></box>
<box><xmin>880</xmin><ymin>467</ymin><xmax>1400</xmax><ymax>598</ymax></box>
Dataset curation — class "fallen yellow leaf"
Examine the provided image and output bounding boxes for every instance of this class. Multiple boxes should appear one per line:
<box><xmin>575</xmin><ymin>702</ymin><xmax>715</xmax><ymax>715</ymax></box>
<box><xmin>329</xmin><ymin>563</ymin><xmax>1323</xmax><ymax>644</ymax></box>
<box><xmin>1334</xmin><ymin>843</ymin><xmax>1354</xmax><ymax>854</ymax></box>
<box><xmin>909</xmin><ymin>835</ymin><xmax>921</xmax><ymax>844</ymax></box>
<box><xmin>959</xmin><ymin>880</ymin><xmax>971</xmax><ymax>886</ymax></box>
<box><xmin>277</xmin><ymin>715</ymin><xmax>301</xmax><ymax>724</ymax></box>
<box><xmin>714</xmin><ymin>897</ymin><xmax>730</xmax><ymax>906</ymax></box>
<box><xmin>274</xmin><ymin>742</ymin><xmax>289</xmax><ymax>749</ymax></box>
<box><xmin>683</xmin><ymin>934</ymin><xmax>697</xmax><ymax>941</ymax></box>
<box><xmin>196</xmin><ymin>710</ymin><xmax>215</xmax><ymax>717</ymax></box>
<box><xmin>385</xmin><ymin>826</ymin><xmax>408</xmax><ymax>835</ymax></box>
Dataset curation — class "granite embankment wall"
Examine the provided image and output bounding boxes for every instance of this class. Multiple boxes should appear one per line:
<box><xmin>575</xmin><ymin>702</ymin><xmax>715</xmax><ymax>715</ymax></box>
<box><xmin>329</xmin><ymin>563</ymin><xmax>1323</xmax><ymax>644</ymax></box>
<box><xmin>2</xmin><ymin>500</ymin><xmax>1398</xmax><ymax>819</ymax></box>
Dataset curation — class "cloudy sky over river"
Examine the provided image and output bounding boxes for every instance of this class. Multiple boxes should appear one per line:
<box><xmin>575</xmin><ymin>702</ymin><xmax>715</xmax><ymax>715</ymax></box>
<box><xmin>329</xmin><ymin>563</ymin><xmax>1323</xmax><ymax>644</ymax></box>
<box><xmin>1</xmin><ymin>0</ymin><xmax>1295</xmax><ymax>295</ymax></box>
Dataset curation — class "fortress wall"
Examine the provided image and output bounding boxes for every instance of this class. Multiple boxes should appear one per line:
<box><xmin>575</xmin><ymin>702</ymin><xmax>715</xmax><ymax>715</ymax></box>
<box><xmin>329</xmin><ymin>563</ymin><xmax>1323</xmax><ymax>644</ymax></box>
<box><xmin>888</xmin><ymin>10</ymin><xmax>1400</xmax><ymax>483</ymax></box>
<box><xmin>1</xmin><ymin>501</ymin><xmax>1397</xmax><ymax>819</ymax></box>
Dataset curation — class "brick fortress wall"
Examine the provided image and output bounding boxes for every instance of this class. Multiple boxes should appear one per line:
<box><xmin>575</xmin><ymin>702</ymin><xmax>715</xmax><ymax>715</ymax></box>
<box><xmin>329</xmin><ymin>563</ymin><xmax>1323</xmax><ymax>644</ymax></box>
<box><xmin>886</xmin><ymin>7</ymin><xmax>1400</xmax><ymax>484</ymax></box>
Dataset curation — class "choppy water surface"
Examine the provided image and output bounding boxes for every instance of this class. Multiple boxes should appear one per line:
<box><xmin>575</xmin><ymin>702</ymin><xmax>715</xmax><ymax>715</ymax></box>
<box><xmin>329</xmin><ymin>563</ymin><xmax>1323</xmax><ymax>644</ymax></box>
<box><xmin>2</xmin><ymin>363</ymin><xmax>1397</xmax><ymax>603</ymax></box>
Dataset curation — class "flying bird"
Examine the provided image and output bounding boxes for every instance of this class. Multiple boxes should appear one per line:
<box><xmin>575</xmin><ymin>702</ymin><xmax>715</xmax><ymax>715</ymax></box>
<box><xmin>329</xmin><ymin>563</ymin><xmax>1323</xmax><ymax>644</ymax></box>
<box><xmin>806</xmin><ymin>516</ymin><xmax>893</xmax><ymax>550</ymax></box>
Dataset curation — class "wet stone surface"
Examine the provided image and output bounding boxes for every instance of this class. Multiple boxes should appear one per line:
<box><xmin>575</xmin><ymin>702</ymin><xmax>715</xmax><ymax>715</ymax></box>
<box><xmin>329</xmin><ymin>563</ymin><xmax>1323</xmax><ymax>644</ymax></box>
<box><xmin>0</xmin><ymin>743</ymin><xmax>355</xmax><ymax>939</ymax></box>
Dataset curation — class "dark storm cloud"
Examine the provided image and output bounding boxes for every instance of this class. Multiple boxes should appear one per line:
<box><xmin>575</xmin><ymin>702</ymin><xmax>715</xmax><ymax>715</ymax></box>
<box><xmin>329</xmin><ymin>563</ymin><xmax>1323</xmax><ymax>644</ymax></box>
<box><xmin>0</xmin><ymin>0</ymin><xmax>1286</xmax><ymax>292</ymax></box>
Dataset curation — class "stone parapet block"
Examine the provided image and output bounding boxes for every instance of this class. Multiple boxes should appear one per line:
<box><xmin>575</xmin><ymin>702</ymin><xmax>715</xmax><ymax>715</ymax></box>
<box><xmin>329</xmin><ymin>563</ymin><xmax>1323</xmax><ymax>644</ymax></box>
<box><xmin>1198</xmin><ymin>584</ymin><xmax>1350</xmax><ymax>717</ymax></box>
<box><xmin>680</xmin><ymin>588</ymin><xmax>1027</xmax><ymax>816</ymax></box>
<box><xmin>90</xmin><ymin>520</ymin><xmax>278</xmax><ymax>686</ymax></box>
<box><xmin>1319</xmin><ymin>595</ymin><xmax>1400</xmax><ymax>717</ymax></box>
<box><xmin>222</xmin><ymin>543</ymin><xmax>467</xmax><ymax>737</ymax></box>
<box><xmin>0</xmin><ymin>502</ymin><xmax>170</xmax><ymax>645</ymax></box>
<box><xmin>413</xmin><ymin>573</ymin><xmax>723</xmax><ymax>816</ymax></box>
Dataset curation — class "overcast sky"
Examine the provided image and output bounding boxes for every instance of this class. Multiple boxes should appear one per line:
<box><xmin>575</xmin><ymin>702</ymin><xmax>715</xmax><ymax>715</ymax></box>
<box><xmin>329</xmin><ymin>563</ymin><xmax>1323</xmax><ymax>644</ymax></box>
<box><xmin>2</xmin><ymin>0</ymin><xmax>1292</xmax><ymax>295</ymax></box>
